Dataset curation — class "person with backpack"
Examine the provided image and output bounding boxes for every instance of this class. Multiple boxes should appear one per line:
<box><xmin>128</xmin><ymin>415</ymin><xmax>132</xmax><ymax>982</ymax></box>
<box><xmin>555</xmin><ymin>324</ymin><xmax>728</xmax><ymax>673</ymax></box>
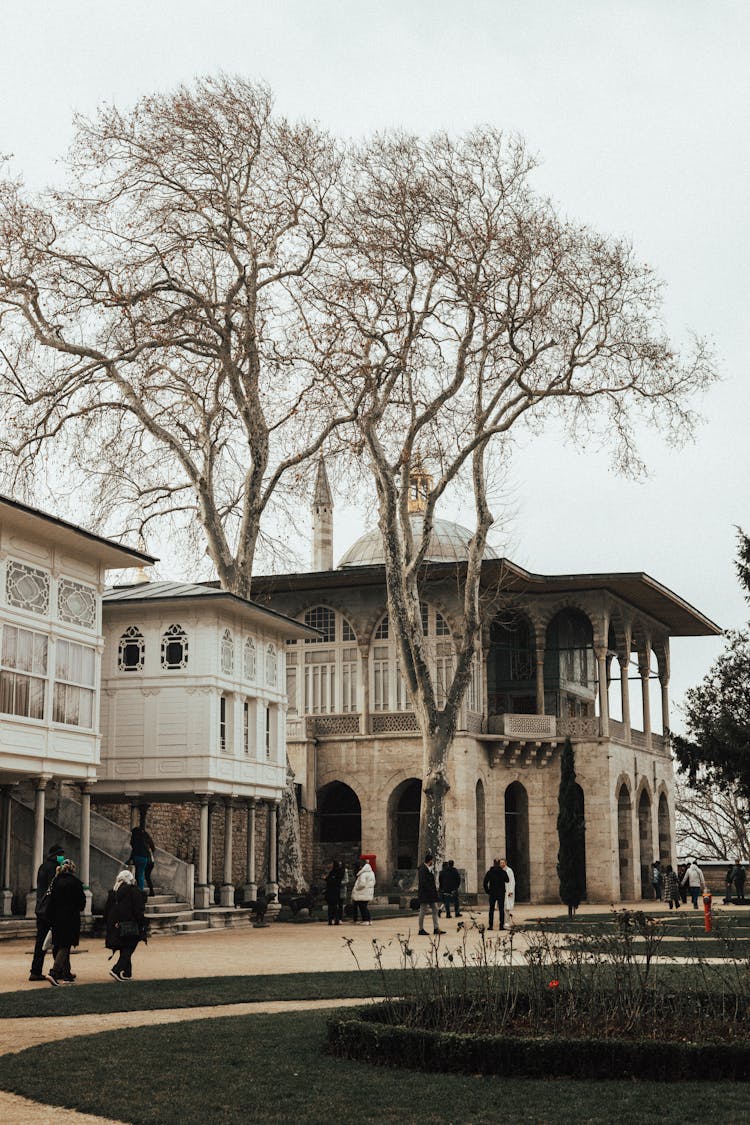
<box><xmin>29</xmin><ymin>842</ymin><xmax>64</xmax><ymax>982</ymax></box>
<box><xmin>104</xmin><ymin>869</ymin><xmax>147</xmax><ymax>980</ymax></box>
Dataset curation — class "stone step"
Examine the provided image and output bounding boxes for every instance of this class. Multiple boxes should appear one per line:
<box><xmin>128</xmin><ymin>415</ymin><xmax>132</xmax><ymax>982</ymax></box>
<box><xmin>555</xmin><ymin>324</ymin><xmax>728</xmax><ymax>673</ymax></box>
<box><xmin>174</xmin><ymin>920</ymin><xmax>211</xmax><ymax>933</ymax></box>
<box><xmin>146</xmin><ymin>894</ymin><xmax>177</xmax><ymax>905</ymax></box>
<box><xmin>146</xmin><ymin>900</ymin><xmax>185</xmax><ymax>914</ymax></box>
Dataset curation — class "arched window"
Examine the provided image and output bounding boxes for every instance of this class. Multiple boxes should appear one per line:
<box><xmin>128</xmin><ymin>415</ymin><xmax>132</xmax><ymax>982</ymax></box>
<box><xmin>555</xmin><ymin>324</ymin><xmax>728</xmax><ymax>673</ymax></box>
<box><xmin>318</xmin><ymin>781</ymin><xmax>362</xmax><ymax>844</ymax></box>
<box><xmin>244</xmin><ymin>637</ymin><xmax>256</xmax><ymax>681</ymax></box>
<box><xmin>291</xmin><ymin>606</ymin><xmax>359</xmax><ymax>714</ymax></box>
<box><xmin>265</xmin><ymin>643</ymin><xmax>277</xmax><ymax>686</ymax></box>
<box><xmin>161</xmin><ymin>624</ymin><xmax>188</xmax><ymax>670</ymax></box>
<box><xmin>372</xmin><ymin>604</ymin><xmax>457</xmax><ymax>713</ymax></box>
<box><xmin>221</xmin><ymin>629</ymin><xmax>234</xmax><ymax>675</ymax></box>
<box><xmin>118</xmin><ymin>626</ymin><xmax>144</xmax><ymax>672</ymax></box>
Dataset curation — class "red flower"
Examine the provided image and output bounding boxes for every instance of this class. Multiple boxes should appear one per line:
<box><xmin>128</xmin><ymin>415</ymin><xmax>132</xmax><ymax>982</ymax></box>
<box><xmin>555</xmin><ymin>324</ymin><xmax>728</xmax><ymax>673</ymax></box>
<box><xmin>548</xmin><ymin>979</ymin><xmax>560</xmax><ymax>989</ymax></box>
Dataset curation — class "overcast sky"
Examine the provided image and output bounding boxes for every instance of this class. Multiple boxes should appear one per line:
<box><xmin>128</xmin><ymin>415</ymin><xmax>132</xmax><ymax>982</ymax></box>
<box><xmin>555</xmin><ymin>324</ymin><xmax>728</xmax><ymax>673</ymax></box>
<box><xmin>2</xmin><ymin>1</ymin><xmax>748</xmax><ymax>722</ymax></box>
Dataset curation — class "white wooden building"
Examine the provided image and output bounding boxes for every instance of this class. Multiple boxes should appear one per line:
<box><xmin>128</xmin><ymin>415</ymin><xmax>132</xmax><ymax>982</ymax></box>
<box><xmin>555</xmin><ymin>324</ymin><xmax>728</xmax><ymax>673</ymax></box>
<box><xmin>0</xmin><ymin>495</ymin><xmax>153</xmax><ymax>915</ymax></box>
<box><xmin>97</xmin><ymin>581</ymin><xmax>315</xmax><ymax>907</ymax></box>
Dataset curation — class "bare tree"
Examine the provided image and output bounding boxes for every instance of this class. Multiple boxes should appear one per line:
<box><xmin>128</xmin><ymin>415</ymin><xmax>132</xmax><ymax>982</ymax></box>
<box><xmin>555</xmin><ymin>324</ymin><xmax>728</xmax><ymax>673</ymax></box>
<box><xmin>0</xmin><ymin>76</ymin><xmax>356</xmax><ymax>590</ymax></box>
<box><xmin>0</xmin><ymin>76</ymin><xmax>362</xmax><ymax>890</ymax></box>
<box><xmin>675</xmin><ymin>776</ymin><xmax>750</xmax><ymax>862</ymax></box>
<box><xmin>312</xmin><ymin>129</ymin><xmax>715</xmax><ymax>858</ymax></box>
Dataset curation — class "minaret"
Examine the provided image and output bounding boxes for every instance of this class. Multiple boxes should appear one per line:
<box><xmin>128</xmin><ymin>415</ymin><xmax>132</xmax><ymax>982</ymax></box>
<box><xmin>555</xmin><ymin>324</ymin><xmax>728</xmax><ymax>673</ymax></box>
<box><xmin>311</xmin><ymin>457</ymin><xmax>334</xmax><ymax>571</ymax></box>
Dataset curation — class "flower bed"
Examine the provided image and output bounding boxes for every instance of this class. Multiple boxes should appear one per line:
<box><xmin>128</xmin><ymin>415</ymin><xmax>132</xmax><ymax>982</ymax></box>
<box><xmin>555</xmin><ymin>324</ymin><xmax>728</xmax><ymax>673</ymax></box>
<box><xmin>328</xmin><ymin>995</ymin><xmax>750</xmax><ymax>1081</ymax></box>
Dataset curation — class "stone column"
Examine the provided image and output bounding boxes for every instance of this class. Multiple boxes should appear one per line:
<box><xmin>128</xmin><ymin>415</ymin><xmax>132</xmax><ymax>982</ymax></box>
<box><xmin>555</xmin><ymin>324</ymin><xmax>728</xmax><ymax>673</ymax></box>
<box><xmin>195</xmin><ymin>795</ymin><xmax>212</xmax><ymax>909</ymax></box>
<box><xmin>595</xmin><ymin>646</ymin><xmax>609</xmax><ymax>738</ymax></box>
<box><xmin>266</xmin><ymin>800</ymin><xmax>281</xmax><ymax>919</ymax></box>
<box><xmin>660</xmin><ymin>675</ymin><xmax>670</xmax><ymax>736</ymax></box>
<box><xmin>243</xmin><ymin>798</ymin><xmax>257</xmax><ymax>902</ymax></box>
<box><xmin>220</xmin><ymin>798</ymin><xmax>235</xmax><ymax>907</ymax></box>
<box><xmin>618</xmin><ymin>649</ymin><xmax>632</xmax><ymax>740</ymax></box>
<box><xmin>534</xmin><ymin>632</ymin><xmax>546</xmax><ymax>715</ymax></box>
<box><xmin>79</xmin><ymin>784</ymin><xmax>93</xmax><ymax>916</ymax></box>
<box><xmin>26</xmin><ymin>777</ymin><xmax>49</xmax><ymax>917</ymax></box>
<box><xmin>1</xmin><ymin>787</ymin><xmax>13</xmax><ymax>916</ymax></box>
<box><xmin>359</xmin><ymin>645</ymin><xmax>370</xmax><ymax>735</ymax></box>
<box><xmin>639</xmin><ymin>649</ymin><xmax>652</xmax><ymax>748</ymax></box>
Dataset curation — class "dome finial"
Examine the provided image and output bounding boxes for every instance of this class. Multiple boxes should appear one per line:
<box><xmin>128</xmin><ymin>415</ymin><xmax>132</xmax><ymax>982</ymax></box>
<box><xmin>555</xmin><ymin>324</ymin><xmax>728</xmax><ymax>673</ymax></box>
<box><xmin>407</xmin><ymin>455</ymin><xmax>432</xmax><ymax>514</ymax></box>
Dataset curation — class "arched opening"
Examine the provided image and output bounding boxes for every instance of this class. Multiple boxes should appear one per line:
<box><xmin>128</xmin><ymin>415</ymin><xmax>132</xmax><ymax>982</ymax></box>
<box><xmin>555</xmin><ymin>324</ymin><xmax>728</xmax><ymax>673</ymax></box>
<box><xmin>575</xmin><ymin>782</ymin><xmax>587</xmax><ymax>899</ymax></box>
<box><xmin>544</xmin><ymin>608</ymin><xmax>595</xmax><ymax>721</ymax></box>
<box><xmin>658</xmin><ymin>792</ymin><xmax>671</xmax><ymax>867</ymax></box>
<box><xmin>475</xmin><ymin>780</ymin><xmax>486</xmax><ymax>891</ymax></box>
<box><xmin>390</xmin><ymin>779</ymin><xmax>422</xmax><ymax>871</ymax></box>
<box><xmin>638</xmin><ymin>789</ymin><xmax>653</xmax><ymax>899</ymax></box>
<box><xmin>504</xmin><ymin>782</ymin><xmax>530</xmax><ymax>901</ymax></box>
<box><xmin>486</xmin><ymin>613</ymin><xmax>536</xmax><ymax>720</ymax></box>
<box><xmin>617</xmin><ymin>784</ymin><xmax>633</xmax><ymax>900</ymax></box>
<box><xmin>316</xmin><ymin>782</ymin><xmax>362</xmax><ymax>875</ymax></box>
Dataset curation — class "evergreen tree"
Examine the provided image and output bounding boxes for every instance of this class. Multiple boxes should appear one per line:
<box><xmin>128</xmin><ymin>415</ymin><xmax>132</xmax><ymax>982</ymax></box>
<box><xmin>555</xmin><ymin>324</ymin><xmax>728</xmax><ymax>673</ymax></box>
<box><xmin>557</xmin><ymin>738</ymin><xmax>586</xmax><ymax>917</ymax></box>
<box><xmin>673</xmin><ymin>531</ymin><xmax>750</xmax><ymax>801</ymax></box>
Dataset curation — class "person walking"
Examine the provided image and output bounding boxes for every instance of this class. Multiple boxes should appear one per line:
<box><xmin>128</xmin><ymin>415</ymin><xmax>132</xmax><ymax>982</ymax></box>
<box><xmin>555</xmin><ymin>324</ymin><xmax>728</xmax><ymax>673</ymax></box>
<box><xmin>677</xmin><ymin>863</ymin><xmax>689</xmax><ymax>905</ymax></box>
<box><xmin>46</xmin><ymin>859</ymin><xmax>86</xmax><ymax>986</ymax></box>
<box><xmin>730</xmin><ymin>860</ymin><xmax>746</xmax><ymax>904</ymax></box>
<box><xmin>104</xmin><ymin>869</ymin><xmax>147</xmax><ymax>980</ymax></box>
<box><xmin>417</xmin><ymin>853</ymin><xmax>444</xmax><ymax>935</ymax></box>
<box><xmin>29</xmin><ymin>842</ymin><xmax>64</xmax><ymax>982</ymax></box>
<box><xmin>501</xmin><ymin>858</ymin><xmax>516</xmax><ymax>926</ymax></box>
<box><xmin>324</xmin><ymin>860</ymin><xmax>344</xmax><ymax>925</ymax></box>
<box><xmin>438</xmin><ymin>859</ymin><xmax>462</xmax><ymax>919</ymax></box>
<box><xmin>129</xmin><ymin>824</ymin><xmax>155</xmax><ymax>893</ymax></box>
<box><xmin>351</xmin><ymin>858</ymin><xmax>375</xmax><ymax>925</ymax></box>
<box><xmin>681</xmin><ymin>859</ymin><xmax>706</xmax><ymax>909</ymax></box>
<box><xmin>339</xmin><ymin>863</ymin><xmax>350</xmax><ymax>920</ymax></box>
<box><xmin>651</xmin><ymin>861</ymin><xmax>663</xmax><ymax>901</ymax></box>
<box><xmin>664</xmin><ymin>864</ymin><xmax>681</xmax><ymax>909</ymax></box>
<box><xmin>483</xmin><ymin>858</ymin><xmax>509</xmax><ymax>931</ymax></box>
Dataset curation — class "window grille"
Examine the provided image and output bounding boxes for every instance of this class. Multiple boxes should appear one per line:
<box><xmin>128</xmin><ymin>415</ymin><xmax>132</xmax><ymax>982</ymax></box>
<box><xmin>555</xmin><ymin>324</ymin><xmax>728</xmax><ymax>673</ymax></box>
<box><xmin>221</xmin><ymin>629</ymin><xmax>234</xmax><ymax>675</ymax></box>
<box><xmin>342</xmin><ymin>618</ymin><xmax>356</xmax><ymax>641</ymax></box>
<box><xmin>118</xmin><ymin>626</ymin><xmax>144</xmax><ymax>672</ymax></box>
<box><xmin>6</xmin><ymin>561</ymin><xmax>50</xmax><ymax>616</ymax></box>
<box><xmin>58</xmin><ymin>578</ymin><xmax>96</xmax><ymax>629</ymax></box>
<box><xmin>161</xmin><ymin>624</ymin><xmax>188</xmax><ymax>670</ymax></box>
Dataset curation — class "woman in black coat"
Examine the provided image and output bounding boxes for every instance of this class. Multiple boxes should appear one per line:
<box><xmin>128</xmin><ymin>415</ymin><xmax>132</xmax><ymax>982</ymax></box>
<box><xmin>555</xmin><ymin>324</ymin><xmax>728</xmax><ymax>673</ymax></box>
<box><xmin>324</xmin><ymin>860</ymin><xmax>344</xmax><ymax>925</ymax></box>
<box><xmin>47</xmin><ymin>860</ymin><xmax>86</xmax><ymax>985</ymax></box>
<box><xmin>104</xmin><ymin>869</ymin><xmax>146</xmax><ymax>980</ymax></box>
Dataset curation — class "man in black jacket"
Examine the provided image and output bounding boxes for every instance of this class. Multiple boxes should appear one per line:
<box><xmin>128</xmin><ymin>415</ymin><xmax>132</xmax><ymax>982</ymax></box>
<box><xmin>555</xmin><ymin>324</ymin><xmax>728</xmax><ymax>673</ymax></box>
<box><xmin>483</xmin><ymin>858</ymin><xmax>509</xmax><ymax>931</ymax></box>
<box><xmin>438</xmin><ymin>859</ymin><xmax>462</xmax><ymax>919</ymax></box>
<box><xmin>29</xmin><ymin>842</ymin><xmax>64</xmax><ymax>981</ymax></box>
<box><xmin>417</xmin><ymin>853</ymin><xmax>445</xmax><ymax>936</ymax></box>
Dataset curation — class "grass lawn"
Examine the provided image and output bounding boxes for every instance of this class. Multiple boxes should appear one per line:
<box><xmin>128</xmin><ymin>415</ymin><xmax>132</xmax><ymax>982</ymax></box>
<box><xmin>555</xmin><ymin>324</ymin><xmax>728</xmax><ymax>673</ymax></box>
<box><xmin>0</xmin><ymin>970</ymin><xmax>403</xmax><ymax>1019</ymax></box>
<box><xmin>1</xmin><ymin>1008</ymin><xmax>749</xmax><ymax>1124</ymax></box>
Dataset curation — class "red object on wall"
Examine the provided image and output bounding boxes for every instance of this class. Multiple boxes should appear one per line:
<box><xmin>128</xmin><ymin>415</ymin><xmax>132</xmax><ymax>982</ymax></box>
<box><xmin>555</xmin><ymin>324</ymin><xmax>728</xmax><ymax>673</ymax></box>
<box><xmin>360</xmin><ymin>853</ymin><xmax>377</xmax><ymax>877</ymax></box>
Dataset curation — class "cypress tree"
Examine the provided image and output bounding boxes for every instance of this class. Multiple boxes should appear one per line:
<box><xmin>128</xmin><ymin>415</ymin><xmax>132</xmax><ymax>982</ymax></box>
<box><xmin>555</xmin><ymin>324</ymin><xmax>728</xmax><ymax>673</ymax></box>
<box><xmin>557</xmin><ymin>737</ymin><xmax>586</xmax><ymax>917</ymax></box>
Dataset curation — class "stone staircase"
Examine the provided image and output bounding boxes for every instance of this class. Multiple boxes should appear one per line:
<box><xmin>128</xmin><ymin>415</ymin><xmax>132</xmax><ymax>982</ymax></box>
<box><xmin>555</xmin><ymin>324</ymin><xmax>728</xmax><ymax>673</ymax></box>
<box><xmin>145</xmin><ymin>892</ymin><xmax>255</xmax><ymax>935</ymax></box>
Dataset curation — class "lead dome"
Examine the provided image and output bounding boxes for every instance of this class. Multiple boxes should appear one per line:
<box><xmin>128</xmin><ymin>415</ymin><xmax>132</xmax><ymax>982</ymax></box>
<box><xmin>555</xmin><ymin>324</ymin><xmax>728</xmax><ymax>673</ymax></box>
<box><xmin>338</xmin><ymin>514</ymin><xmax>500</xmax><ymax>568</ymax></box>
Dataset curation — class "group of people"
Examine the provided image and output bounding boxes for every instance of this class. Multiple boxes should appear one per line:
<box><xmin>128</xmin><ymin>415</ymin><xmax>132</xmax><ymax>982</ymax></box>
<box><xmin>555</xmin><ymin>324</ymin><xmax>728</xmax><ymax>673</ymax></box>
<box><xmin>323</xmin><ymin>857</ymin><xmax>376</xmax><ymax>925</ymax></box>
<box><xmin>652</xmin><ymin>858</ymin><xmax>747</xmax><ymax>910</ymax></box>
<box><xmin>29</xmin><ymin>824</ymin><xmax>153</xmax><ymax>986</ymax></box>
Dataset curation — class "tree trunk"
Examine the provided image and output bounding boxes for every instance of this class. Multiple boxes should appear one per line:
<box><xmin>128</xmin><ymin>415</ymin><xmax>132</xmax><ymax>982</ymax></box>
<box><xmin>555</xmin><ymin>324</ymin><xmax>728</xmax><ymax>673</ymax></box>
<box><xmin>417</xmin><ymin>729</ymin><xmax>451</xmax><ymax>861</ymax></box>
<box><xmin>277</xmin><ymin>763</ymin><xmax>308</xmax><ymax>892</ymax></box>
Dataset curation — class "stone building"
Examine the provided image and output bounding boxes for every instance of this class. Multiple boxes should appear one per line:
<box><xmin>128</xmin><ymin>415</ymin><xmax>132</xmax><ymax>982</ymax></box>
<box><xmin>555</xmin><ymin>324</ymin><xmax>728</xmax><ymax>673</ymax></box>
<box><xmin>250</xmin><ymin>461</ymin><xmax>721</xmax><ymax>903</ymax></box>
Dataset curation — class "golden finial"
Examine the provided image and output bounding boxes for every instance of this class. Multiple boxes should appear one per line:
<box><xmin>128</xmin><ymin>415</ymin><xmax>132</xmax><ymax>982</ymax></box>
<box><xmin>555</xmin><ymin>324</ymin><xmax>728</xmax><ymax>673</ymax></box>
<box><xmin>407</xmin><ymin>458</ymin><xmax>432</xmax><ymax>514</ymax></box>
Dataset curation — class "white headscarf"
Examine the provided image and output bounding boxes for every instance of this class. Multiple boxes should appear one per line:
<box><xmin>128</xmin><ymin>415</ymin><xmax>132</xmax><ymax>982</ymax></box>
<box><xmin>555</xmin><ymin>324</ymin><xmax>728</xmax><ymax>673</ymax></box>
<box><xmin>114</xmin><ymin>869</ymin><xmax>136</xmax><ymax>891</ymax></box>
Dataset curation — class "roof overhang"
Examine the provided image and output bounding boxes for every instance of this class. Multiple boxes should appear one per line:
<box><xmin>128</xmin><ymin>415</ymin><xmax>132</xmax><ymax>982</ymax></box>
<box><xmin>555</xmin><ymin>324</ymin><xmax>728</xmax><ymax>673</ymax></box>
<box><xmin>104</xmin><ymin>585</ymin><xmax>318</xmax><ymax>640</ymax></box>
<box><xmin>250</xmin><ymin>557</ymin><xmax>721</xmax><ymax>638</ymax></box>
<box><xmin>0</xmin><ymin>495</ymin><xmax>156</xmax><ymax>570</ymax></box>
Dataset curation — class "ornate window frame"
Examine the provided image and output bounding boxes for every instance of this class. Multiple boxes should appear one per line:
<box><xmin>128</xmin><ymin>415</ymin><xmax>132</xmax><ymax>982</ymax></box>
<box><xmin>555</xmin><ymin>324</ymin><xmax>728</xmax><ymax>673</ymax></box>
<box><xmin>57</xmin><ymin>577</ymin><xmax>96</xmax><ymax>629</ymax></box>
<box><xmin>5</xmin><ymin>560</ymin><xmax>50</xmax><ymax>616</ymax></box>
<box><xmin>118</xmin><ymin>626</ymin><xmax>145</xmax><ymax>673</ymax></box>
<box><xmin>161</xmin><ymin>624</ymin><xmax>188</xmax><ymax>670</ymax></box>
<box><xmin>244</xmin><ymin>636</ymin><xmax>256</xmax><ymax>681</ymax></box>
<box><xmin>221</xmin><ymin>629</ymin><xmax>234</xmax><ymax>675</ymax></box>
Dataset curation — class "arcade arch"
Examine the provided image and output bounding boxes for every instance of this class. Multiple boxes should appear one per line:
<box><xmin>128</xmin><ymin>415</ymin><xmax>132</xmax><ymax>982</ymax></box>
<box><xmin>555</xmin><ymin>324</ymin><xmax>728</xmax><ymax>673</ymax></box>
<box><xmin>617</xmin><ymin>782</ymin><xmax>634</xmax><ymax>900</ymax></box>
<box><xmin>504</xmin><ymin>781</ymin><xmax>530</xmax><ymax>901</ymax></box>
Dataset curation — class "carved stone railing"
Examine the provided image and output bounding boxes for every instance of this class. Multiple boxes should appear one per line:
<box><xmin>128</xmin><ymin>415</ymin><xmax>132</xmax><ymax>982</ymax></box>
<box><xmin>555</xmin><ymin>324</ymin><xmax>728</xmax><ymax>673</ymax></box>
<box><xmin>557</xmin><ymin>715</ymin><xmax>599</xmax><ymax>739</ymax></box>
<box><xmin>487</xmin><ymin>713</ymin><xmax>556</xmax><ymax>738</ymax></box>
<box><xmin>286</xmin><ymin>717</ymin><xmax>307</xmax><ymax>742</ymax></box>
<box><xmin>371</xmin><ymin>712</ymin><xmax>419</xmax><ymax>734</ymax></box>
<box><xmin>310</xmin><ymin>714</ymin><xmax>360</xmax><ymax>737</ymax></box>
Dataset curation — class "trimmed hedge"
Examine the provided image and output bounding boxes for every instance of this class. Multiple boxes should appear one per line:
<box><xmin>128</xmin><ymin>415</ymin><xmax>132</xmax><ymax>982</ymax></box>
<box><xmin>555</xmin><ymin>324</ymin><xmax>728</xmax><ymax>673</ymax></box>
<box><xmin>327</xmin><ymin>1001</ymin><xmax>750</xmax><ymax>1082</ymax></box>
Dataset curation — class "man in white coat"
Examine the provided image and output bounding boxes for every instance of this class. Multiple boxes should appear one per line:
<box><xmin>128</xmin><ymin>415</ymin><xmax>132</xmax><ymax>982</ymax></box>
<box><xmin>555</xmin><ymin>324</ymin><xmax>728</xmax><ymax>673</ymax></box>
<box><xmin>351</xmin><ymin>859</ymin><xmax>375</xmax><ymax>925</ymax></box>
<box><xmin>501</xmin><ymin>858</ymin><xmax>515</xmax><ymax>927</ymax></box>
